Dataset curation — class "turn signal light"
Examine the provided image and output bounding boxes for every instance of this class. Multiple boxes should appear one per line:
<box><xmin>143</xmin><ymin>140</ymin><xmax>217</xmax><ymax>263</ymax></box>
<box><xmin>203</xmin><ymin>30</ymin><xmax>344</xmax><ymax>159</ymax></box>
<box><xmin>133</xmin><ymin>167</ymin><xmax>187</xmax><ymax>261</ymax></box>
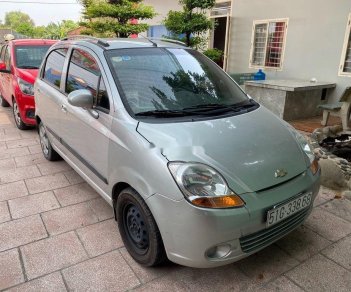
<box><xmin>191</xmin><ymin>195</ymin><xmax>245</xmax><ymax>208</ymax></box>
<box><xmin>310</xmin><ymin>158</ymin><xmax>319</xmax><ymax>175</ymax></box>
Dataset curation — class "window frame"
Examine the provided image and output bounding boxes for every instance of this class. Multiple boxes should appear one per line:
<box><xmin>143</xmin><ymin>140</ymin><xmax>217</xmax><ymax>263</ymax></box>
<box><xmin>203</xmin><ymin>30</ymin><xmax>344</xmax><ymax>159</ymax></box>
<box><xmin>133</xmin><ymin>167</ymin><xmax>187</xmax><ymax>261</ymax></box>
<box><xmin>249</xmin><ymin>18</ymin><xmax>289</xmax><ymax>71</ymax></box>
<box><xmin>41</xmin><ymin>47</ymin><xmax>68</xmax><ymax>92</ymax></box>
<box><xmin>64</xmin><ymin>47</ymin><xmax>111</xmax><ymax>114</ymax></box>
<box><xmin>339</xmin><ymin>13</ymin><xmax>351</xmax><ymax>77</ymax></box>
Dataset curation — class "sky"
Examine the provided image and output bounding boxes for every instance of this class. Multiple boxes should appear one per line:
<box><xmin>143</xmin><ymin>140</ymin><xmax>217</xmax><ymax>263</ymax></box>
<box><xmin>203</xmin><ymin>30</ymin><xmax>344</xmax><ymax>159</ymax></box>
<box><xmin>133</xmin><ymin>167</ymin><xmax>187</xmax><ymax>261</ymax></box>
<box><xmin>0</xmin><ymin>0</ymin><xmax>83</xmax><ymax>26</ymax></box>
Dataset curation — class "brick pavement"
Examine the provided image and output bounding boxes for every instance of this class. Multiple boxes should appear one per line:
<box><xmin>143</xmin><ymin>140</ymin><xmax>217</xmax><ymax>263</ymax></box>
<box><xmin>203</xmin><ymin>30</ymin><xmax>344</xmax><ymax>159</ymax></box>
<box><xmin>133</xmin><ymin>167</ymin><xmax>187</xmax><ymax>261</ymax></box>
<box><xmin>0</xmin><ymin>106</ymin><xmax>351</xmax><ymax>291</ymax></box>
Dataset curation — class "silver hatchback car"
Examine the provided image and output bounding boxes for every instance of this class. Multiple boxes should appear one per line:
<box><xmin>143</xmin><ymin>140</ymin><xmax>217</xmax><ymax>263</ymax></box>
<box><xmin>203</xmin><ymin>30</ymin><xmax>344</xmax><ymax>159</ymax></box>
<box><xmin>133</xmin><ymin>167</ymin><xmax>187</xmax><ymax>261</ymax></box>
<box><xmin>35</xmin><ymin>37</ymin><xmax>320</xmax><ymax>268</ymax></box>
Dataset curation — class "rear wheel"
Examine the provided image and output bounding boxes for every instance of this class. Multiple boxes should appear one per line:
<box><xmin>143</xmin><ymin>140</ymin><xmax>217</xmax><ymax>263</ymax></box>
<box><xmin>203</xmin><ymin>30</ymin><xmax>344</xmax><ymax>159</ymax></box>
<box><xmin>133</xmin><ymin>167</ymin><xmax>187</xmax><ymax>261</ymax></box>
<box><xmin>116</xmin><ymin>188</ymin><xmax>167</xmax><ymax>266</ymax></box>
<box><xmin>0</xmin><ymin>93</ymin><xmax>9</xmax><ymax>107</ymax></box>
<box><xmin>13</xmin><ymin>99</ymin><xmax>29</xmax><ymax>130</ymax></box>
<box><xmin>38</xmin><ymin>121</ymin><xmax>61</xmax><ymax>161</ymax></box>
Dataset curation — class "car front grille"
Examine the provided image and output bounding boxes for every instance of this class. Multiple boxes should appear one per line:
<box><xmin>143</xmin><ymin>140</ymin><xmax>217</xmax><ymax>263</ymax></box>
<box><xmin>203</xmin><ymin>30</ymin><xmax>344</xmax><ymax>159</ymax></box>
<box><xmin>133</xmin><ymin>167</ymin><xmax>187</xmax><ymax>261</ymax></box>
<box><xmin>240</xmin><ymin>207</ymin><xmax>310</xmax><ymax>253</ymax></box>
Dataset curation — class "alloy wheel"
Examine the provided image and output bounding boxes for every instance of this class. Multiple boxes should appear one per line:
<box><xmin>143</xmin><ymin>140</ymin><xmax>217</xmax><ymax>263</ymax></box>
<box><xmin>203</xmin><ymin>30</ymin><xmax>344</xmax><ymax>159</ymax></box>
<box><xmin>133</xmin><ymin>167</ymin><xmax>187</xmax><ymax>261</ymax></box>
<box><xmin>13</xmin><ymin>101</ymin><xmax>22</xmax><ymax>126</ymax></box>
<box><xmin>39</xmin><ymin>124</ymin><xmax>49</xmax><ymax>156</ymax></box>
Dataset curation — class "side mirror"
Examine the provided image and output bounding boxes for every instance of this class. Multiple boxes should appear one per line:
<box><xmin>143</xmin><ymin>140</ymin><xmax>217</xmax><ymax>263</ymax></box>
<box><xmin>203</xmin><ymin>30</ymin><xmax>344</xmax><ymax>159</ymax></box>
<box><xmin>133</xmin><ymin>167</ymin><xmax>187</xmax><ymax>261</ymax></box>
<box><xmin>0</xmin><ymin>62</ymin><xmax>10</xmax><ymax>73</ymax></box>
<box><xmin>68</xmin><ymin>89</ymin><xmax>94</xmax><ymax>109</ymax></box>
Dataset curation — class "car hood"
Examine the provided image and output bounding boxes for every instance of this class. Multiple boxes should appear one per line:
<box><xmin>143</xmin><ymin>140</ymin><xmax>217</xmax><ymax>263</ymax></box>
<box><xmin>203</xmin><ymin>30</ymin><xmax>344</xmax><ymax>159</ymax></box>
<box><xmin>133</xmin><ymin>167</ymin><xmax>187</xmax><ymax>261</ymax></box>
<box><xmin>15</xmin><ymin>68</ymin><xmax>38</xmax><ymax>84</ymax></box>
<box><xmin>137</xmin><ymin>106</ymin><xmax>308</xmax><ymax>194</ymax></box>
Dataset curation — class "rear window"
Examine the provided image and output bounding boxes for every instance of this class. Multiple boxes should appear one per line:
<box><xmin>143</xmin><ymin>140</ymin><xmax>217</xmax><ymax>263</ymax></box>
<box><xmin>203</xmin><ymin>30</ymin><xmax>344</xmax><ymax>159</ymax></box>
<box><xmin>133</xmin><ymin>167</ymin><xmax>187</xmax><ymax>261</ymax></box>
<box><xmin>43</xmin><ymin>48</ymin><xmax>68</xmax><ymax>89</ymax></box>
<box><xmin>15</xmin><ymin>45</ymin><xmax>51</xmax><ymax>69</ymax></box>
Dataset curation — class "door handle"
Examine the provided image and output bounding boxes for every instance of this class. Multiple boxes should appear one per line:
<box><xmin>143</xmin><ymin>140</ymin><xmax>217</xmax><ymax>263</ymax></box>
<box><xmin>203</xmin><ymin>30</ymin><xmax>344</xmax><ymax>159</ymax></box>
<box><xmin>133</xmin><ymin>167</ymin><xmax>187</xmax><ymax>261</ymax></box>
<box><xmin>61</xmin><ymin>104</ymin><xmax>67</xmax><ymax>113</ymax></box>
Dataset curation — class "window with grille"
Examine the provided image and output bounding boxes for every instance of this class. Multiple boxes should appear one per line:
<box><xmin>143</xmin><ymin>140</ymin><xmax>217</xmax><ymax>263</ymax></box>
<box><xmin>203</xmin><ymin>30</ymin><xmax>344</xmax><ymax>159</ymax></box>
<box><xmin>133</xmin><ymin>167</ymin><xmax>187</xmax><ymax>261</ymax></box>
<box><xmin>339</xmin><ymin>13</ymin><xmax>351</xmax><ymax>76</ymax></box>
<box><xmin>249</xmin><ymin>19</ymin><xmax>288</xmax><ymax>69</ymax></box>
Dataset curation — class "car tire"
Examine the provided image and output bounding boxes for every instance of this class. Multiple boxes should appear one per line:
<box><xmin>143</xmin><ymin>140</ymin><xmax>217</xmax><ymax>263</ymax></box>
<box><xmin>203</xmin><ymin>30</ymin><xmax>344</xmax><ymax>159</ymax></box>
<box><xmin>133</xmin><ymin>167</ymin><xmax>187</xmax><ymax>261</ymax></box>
<box><xmin>38</xmin><ymin>121</ymin><xmax>61</xmax><ymax>161</ymax></box>
<box><xmin>12</xmin><ymin>99</ymin><xmax>29</xmax><ymax>130</ymax></box>
<box><xmin>116</xmin><ymin>187</ymin><xmax>167</xmax><ymax>267</ymax></box>
<box><xmin>0</xmin><ymin>93</ymin><xmax>10</xmax><ymax>107</ymax></box>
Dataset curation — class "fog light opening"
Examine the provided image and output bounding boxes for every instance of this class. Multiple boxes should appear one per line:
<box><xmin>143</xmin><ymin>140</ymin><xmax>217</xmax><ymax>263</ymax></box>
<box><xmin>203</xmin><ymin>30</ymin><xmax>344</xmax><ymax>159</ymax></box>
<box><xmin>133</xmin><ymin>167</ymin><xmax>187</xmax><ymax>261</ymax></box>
<box><xmin>26</xmin><ymin>109</ymin><xmax>35</xmax><ymax>119</ymax></box>
<box><xmin>206</xmin><ymin>244</ymin><xmax>231</xmax><ymax>260</ymax></box>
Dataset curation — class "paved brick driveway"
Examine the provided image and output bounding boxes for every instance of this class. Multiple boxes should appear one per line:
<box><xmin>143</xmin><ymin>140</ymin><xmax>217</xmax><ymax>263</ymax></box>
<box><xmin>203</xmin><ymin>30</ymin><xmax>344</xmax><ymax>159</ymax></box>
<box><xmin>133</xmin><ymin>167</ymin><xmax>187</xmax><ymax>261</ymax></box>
<box><xmin>1</xmin><ymin>106</ymin><xmax>351</xmax><ymax>291</ymax></box>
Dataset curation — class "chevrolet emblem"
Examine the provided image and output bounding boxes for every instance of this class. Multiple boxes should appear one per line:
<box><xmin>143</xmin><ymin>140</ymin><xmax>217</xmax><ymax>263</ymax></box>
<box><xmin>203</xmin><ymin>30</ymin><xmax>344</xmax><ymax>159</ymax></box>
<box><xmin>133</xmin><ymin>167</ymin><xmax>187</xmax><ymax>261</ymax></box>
<box><xmin>275</xmin><ymin>169</ymin><xmax>288</xmax><ymax>178</ymax></box>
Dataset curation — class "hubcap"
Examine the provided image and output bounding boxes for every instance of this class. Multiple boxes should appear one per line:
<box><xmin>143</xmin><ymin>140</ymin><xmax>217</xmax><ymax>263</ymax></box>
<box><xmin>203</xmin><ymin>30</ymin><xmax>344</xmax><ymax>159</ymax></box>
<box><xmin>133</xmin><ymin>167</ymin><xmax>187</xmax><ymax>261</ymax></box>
<box><xmin>124</xmin><ymin>204</ymin><xmax>149</xmax><ymax>253</ymax></box>
<box><xmin>39</xmin><ymin>125</ymin><xmax>49</xmax><ymax>156</ymax></box>
<box><xmin>13</xmin><ymin>102</ymin><xmax>21</xmax><ymax>126</ymax></box>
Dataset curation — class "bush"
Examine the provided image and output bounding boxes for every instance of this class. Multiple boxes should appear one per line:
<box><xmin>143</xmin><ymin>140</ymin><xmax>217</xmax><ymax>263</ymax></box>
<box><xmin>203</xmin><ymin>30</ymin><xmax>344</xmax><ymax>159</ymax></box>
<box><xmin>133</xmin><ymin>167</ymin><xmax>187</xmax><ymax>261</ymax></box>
<box><xmin>203</xmin><ymin>48</ymin><xmax>223</xmax><ymax>62</ymax></box>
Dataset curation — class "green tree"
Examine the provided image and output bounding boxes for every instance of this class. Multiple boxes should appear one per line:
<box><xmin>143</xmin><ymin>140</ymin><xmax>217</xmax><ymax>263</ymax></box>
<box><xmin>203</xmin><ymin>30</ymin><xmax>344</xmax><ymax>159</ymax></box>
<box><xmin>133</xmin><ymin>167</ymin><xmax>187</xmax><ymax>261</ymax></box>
<box><xmin>44</xmin><ymin>20</ymin><xmax>79</xmax><ymax>39</ymax></box>
<box><xmin>164</xmin><ymin>0</ymin><xmax>215</xmax><ymax>47</ymax></box>
<box><xmin>80</xmin><ymin>0</ymin><xmax>156</xmax><ymax>37</ymax></box>
<box><xmin>5</xmin><ymin>11</ymin><xmax>35</xmax><ymax>29</ymax></box>
<box><xmin>15</xmin><ymin>22</ymin><xmax>35</xmax><ymax>37</ymax></box>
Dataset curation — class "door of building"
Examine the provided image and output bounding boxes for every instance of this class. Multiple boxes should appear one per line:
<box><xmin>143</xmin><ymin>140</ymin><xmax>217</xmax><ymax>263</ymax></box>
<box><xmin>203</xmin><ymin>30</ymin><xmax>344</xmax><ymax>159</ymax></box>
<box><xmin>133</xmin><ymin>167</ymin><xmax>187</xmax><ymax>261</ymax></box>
<box><xmin>209</xmin><ymin>1</ymin><xmax>232</xmax><ymax>71</ymax></box>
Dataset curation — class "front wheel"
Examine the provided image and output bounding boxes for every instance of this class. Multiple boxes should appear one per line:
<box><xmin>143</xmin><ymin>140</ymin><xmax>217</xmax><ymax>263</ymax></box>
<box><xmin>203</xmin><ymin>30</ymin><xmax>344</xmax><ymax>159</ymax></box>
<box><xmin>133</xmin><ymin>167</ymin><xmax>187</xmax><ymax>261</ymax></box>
<box><xmin>116</xmin><ymin>188</ymin><xmax>167</xmax><ymax>266</ymax></box>
<box><xmin>38</xmin><ymin>121</ymin><xmax>61</xmax><ymax>161</ymax></box>
<box><xmin>13</xmin><ymin>99</ymin><xmax>29</xmax><ymax>130</ymax></box>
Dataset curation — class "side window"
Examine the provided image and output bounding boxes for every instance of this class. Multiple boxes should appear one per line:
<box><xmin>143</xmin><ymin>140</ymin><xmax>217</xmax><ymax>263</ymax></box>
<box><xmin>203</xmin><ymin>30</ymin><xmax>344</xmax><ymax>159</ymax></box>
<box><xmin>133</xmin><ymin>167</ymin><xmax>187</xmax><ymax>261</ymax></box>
<box><xmin>43</xmin><ymin>48</ymin><xmax>67</xmax><ymax>89</ymax></box>
<box><xmin>4</xmin><ymin>46</ymin><xmax>11</xmax><ymax>70</ymax></box>
<box><xmin>66</xmin><ymin>49</ymin><xmax>110</xmax><ymax>111</ymax></box>
<box><xmin>0</xmin><ymin>46</ymin><xmax>5</xmax><ymax>61</ymax></box>
<box><xmin>96</xmin><ymin>78</ymin><xmax>110</xmax><ymax>111</ymax></box>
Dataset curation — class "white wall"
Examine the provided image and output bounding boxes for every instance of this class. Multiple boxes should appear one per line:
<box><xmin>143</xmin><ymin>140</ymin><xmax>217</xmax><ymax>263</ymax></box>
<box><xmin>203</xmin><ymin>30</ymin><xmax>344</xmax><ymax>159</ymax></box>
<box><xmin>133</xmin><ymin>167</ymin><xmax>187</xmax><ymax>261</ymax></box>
<box><xmin>143</xmin><ymin>0</ymin><xmax>181</xmax><ymax>25</ymax></box>
<box><xmin>228</xmin><ymin>0</ymin><xmax>351</xmax><ymax>103</ymax></box>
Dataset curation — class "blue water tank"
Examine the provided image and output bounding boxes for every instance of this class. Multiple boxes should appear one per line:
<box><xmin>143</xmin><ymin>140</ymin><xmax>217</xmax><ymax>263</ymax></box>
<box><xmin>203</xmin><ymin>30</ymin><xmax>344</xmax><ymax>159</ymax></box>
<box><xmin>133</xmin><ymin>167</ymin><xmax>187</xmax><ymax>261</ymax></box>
<box><xmin>254</xmin><ymin>69</ymin><xmax>266</xmax><ymax>81</ymax></box>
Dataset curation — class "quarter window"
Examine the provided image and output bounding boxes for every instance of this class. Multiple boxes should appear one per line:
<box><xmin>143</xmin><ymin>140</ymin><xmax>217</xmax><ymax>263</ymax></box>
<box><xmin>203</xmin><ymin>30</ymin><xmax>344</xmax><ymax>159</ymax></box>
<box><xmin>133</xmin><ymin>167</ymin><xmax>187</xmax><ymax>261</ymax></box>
<box><xmin>66</xmin><ymin>49</ymin><xmax>109</xmax><ymax>111</ymax></box>
<box><xmin>339</xmin><ymin>13</ymin><xmax>351</xmax><ymax>76</ymax></box>
<box><xmin>249</xmin><ymin>19</ymin><xmax>288</xmax><ymax>69</ymax></box>
<box><xmin>43</xmin><ymin>48</ymin><xmax>68</xmax><ymax>89</ymax></box>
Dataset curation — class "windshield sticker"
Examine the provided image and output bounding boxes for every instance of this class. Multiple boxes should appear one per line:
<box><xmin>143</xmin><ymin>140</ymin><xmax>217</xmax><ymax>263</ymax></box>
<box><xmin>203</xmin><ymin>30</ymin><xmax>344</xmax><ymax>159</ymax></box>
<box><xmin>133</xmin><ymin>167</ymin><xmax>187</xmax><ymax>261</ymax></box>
<box><xmin>112</xmin><ymin>56</ymin><xmax>123</xmax><ymax>63</ymax></box>
<box><xmin>122</xmin><ymin>56</ymin><xmax>131</xmax><ymax>61</ymax></box>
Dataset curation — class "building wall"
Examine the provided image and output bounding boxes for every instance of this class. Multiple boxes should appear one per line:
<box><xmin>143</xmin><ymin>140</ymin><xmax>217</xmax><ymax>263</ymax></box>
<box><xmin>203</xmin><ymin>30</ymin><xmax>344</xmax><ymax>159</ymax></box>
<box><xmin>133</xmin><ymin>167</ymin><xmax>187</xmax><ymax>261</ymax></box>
<box><xmin>143</xmin><ymin>0</ymin><xmax>181</xmax><ymax>25</ymax></box>
<box><xmin>228</xmin><ymin>0</ymin><xmax>351</xmax><ymax>103</ymax></box>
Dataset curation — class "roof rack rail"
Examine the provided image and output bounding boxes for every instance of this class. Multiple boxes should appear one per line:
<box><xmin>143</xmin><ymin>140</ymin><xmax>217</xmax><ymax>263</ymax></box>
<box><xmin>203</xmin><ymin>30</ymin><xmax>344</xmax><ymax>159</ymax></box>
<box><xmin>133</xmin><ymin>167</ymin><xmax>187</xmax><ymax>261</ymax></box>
<box><xmin>149</xmin><ymin>37</ymin><xmax>187</xmax><ymax>47</ymax></box>
<box><xmin>138</xmin><ymin>35</ymin><xmax>158</xmax><ymax>47</ymax></box>
<box><xmin>61</xmin><ymin>35</ymin><xmax>110</xmax><ymax>48</ymax></box>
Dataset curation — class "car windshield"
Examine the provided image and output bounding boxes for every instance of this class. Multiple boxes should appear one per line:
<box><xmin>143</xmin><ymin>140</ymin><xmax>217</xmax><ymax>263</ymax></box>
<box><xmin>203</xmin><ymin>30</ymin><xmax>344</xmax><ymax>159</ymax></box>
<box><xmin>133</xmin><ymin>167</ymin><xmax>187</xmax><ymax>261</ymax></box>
<box><xmin>15</xmin><ymin>45</ymin><xmax>51</xmax><ymax>69</ymax></box>
<box><xmin>106</xmin><ymin>48</ymin><xmax>250</xmax><ymax>117</ymax></box>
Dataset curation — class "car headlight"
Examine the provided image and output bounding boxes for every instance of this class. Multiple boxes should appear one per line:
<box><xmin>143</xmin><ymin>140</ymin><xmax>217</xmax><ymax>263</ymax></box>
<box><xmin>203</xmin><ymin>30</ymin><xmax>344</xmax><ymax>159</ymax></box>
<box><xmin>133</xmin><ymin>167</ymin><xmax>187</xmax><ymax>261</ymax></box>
<box><xmin>18</xmin><ymin>78</ymin><xmax>34</xmax><ymax>96</ymax></box>
<box><xmin>168</xmin><ymin>162</ymin><xmax>245</xmax><ymax>208</ymax></box>
<box><xmin>292</xmin><ymin>130</ymin><xmax>319</xmax><ymax>175</ymax></box>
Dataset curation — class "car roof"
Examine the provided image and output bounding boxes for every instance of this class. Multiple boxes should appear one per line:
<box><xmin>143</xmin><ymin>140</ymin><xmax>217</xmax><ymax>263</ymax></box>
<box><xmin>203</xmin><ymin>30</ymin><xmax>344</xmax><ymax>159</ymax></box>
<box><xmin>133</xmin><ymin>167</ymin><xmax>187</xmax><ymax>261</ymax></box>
<box><xmin>55</xmin><ymin>37</ymin><xmax>188</xmax><ymax>51</ymax></box>
<box><xmin>9</xmin><ymin>39</ymin><xmax>57</xmax><ymax>46</ymax></box>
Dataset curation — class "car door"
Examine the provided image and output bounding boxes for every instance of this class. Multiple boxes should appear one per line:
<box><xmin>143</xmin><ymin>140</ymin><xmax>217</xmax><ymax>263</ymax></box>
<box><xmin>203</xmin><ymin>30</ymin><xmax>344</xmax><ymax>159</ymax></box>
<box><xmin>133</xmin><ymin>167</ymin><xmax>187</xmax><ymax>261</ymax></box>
<box><xmin>59</xmin><ymin>47</ymin><xmax>113</xmax><ymax>192</ymax></box>
<box><xmin>35</xmin><ymin>47</ymin><xmax>69</xmax><ymax>144</ymax></box>
<box><xmin>1</xmin><ymin>45</ymin><xmax>13</xmax><ymax>104</ymax></box>
<box><xmin>0</xmin><ymin>45</ymin><xmax>6</xmax><ymax>95</ymax></box>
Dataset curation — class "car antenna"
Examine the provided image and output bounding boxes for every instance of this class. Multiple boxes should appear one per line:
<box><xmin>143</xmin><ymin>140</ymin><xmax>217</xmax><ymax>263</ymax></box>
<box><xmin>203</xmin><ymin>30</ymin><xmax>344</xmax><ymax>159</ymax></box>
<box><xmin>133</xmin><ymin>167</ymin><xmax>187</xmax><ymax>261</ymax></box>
<box><xmin>139</xmin><ymin>35</ymin><xmax>158</xmax><ymax>47</ymax></box>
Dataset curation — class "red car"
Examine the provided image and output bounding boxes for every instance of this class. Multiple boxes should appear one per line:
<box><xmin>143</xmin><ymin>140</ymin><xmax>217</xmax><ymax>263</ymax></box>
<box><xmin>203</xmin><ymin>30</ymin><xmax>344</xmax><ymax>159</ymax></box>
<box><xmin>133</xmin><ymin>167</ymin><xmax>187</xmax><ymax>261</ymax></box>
<box><xmin>0</xmin><ymin>39</ymin><xmax>56</xmax><ymax>129</ymax></box>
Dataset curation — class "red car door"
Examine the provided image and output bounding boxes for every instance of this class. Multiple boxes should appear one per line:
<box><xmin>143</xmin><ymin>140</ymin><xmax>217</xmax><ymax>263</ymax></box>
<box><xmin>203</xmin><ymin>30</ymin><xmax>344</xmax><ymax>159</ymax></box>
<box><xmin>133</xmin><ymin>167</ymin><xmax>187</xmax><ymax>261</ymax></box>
<box><xmin>1</xmin><ymin>45</ymin><xmax>13</xmax><ymax>105</ymax></box>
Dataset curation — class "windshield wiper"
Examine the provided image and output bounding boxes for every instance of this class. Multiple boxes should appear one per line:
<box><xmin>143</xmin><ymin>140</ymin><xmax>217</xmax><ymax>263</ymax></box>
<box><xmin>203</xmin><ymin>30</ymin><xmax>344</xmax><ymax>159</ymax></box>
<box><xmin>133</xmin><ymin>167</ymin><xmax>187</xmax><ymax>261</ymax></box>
<box><xmin>183</xmin><ymin>103</ymin><xmax>230</xmax><ymax>111</ymax></box>
<box><xmin>18</xmin><ymin>65</ymin><xmax>39</xmax><ymax>69</ymax></box>
<box><xmin>182</xmin><ymin>100</ymin><xmax>258</xmax><ymax>115</ymax></box>
<box><xmin>135</xmin><ymin>101</ymin><xmax>258</xmax><ymax>118</ymax></box>
<box><xmin>135</xmin><ymin>109</ymin><xmax>194</xmax><ymax>118</ymax></box>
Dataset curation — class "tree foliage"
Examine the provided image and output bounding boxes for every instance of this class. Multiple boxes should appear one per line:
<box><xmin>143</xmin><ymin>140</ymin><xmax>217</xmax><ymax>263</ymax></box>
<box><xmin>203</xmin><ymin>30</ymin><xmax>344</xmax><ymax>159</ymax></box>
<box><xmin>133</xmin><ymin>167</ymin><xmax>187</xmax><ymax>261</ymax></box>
<box><xmin>80</xmin><ymin>0</ymin><xmax>156</xmax><ymax>37</ymax></box>
<box><xmin>1</xmin><ymin>11</ymin><xmax>79</xmax><ymax>39</ymax></box>
<box><xmin>5</xmin><ymin>11</ymin><xmax>35</xmax><ymax>28</ymax></box>
<box><xmin>164</xmin><ymin>0</ymin><xmax>215</xmax><ymax>47</ymax></box>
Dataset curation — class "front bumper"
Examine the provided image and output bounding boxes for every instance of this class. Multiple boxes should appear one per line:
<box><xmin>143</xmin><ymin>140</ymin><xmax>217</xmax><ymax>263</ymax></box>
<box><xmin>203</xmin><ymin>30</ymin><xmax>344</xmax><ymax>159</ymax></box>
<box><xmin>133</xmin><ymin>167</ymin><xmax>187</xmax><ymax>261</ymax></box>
<box><xmin>147</xmin><ymin>169</ymin><xmax>320</xmax><ymax>268</ymax></box>
<box><xmin>15</xmin><ymin>90</ymin><xmax>36</xmax><ymax>125</ymax></box>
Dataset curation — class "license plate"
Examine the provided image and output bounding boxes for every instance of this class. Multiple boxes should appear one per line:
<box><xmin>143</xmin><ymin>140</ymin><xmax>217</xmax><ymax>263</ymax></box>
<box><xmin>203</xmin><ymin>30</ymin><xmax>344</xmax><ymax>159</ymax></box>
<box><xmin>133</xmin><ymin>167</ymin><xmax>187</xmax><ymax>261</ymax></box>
<box><xmin>266</xmin><ymin>193</ymin><xmax>312</xmax><ymax>227</ymax></box>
